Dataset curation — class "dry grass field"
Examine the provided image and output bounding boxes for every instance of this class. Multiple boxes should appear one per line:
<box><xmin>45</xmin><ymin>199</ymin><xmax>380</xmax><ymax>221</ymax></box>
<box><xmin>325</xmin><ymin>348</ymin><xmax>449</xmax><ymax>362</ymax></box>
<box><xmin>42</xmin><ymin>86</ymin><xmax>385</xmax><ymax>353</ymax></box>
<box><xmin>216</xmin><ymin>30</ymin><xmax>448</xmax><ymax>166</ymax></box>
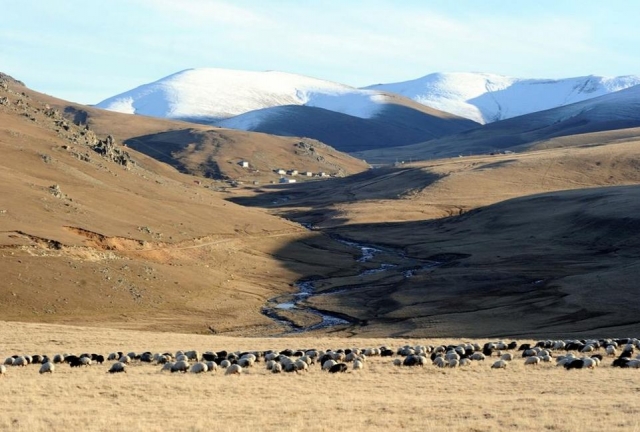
<box><xmin>2</xmin><ymin>321</ymin><xmax>640</xmax><ymax>432</ymax></box>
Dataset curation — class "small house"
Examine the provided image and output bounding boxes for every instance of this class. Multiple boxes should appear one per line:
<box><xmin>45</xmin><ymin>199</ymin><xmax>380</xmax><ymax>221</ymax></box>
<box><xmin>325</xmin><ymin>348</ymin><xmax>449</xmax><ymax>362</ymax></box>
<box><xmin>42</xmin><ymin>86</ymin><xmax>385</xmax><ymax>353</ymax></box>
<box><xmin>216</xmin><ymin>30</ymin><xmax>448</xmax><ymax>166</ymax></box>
<box><xmin>239</xmin><ymin>161</ymin><xmax>249</xmax><ymax>168</ymax></box>
<box><xmin>287</xmin><ymin>170</ymin><xmax>298</xmax><ymax>176</ymax></box>
<box><xmin>275</xmin><ymin>169</ymin><xmax>286</xmax><ymax>175</ymax></box>
<box><xmin>279</xmin><ymin>177</ymin><xmax>297</xmax><ymax>184</ymax></box>
<box><xmin>303</xmin><ymin>171</ymin><xmax>313</xmax><ymax>177</ymax></box>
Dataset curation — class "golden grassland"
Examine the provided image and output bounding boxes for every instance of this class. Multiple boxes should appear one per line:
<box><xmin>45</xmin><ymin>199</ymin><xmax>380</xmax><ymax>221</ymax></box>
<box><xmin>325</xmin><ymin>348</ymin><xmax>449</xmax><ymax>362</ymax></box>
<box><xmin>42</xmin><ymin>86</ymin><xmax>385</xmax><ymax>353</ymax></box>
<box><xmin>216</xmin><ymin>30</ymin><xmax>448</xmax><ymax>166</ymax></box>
<box><xmin>1</xmin><ymin>321</ymin><xmax>640</xmax><ymax>431</ymax></box>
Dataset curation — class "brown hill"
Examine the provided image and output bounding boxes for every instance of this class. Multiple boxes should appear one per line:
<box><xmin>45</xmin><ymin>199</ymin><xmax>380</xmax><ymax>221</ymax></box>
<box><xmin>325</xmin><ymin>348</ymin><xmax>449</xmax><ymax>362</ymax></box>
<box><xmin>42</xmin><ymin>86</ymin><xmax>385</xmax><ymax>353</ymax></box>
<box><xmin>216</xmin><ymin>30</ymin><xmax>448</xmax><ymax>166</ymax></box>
<box><xmin>0</xmin><ymin>74</ymin><xmax>370</xmax><ymax>334</ymax></box>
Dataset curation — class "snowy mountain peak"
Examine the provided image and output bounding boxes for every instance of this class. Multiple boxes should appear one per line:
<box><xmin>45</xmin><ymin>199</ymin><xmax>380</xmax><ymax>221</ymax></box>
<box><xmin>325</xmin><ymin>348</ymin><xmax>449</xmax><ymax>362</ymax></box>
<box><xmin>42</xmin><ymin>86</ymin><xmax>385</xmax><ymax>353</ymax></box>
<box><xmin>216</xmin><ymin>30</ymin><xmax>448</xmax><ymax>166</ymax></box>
<box><xmin>365</xmin><ymin>73</ymin><xmax>640</xmax><ymax>124</ymax></box>
<box><xmin>96</xmin><ymin>68</ymin><xmax>389</xmax><ymax>121</ymax></box>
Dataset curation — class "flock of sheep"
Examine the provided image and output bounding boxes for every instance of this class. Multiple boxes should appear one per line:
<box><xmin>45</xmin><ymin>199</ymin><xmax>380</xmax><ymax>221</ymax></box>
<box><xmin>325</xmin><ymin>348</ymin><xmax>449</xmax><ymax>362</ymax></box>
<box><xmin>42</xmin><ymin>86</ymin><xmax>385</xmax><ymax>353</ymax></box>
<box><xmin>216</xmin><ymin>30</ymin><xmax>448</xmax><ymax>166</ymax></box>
<box><xmin>2</xmin><ymin>337</ymin><xmax>640</xmax><ymax>378</ymax></box>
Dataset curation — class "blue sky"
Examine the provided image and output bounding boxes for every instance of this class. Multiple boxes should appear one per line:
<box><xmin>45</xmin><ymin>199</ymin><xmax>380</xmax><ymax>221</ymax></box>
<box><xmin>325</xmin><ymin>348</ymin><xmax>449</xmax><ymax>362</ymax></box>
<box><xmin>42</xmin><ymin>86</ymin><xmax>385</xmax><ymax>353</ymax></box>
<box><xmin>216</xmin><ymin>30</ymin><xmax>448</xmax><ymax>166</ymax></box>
<box><xmin>3</xmin><ymin>0</ymin><xmax>640</xmax><ymax>104</ymax></box>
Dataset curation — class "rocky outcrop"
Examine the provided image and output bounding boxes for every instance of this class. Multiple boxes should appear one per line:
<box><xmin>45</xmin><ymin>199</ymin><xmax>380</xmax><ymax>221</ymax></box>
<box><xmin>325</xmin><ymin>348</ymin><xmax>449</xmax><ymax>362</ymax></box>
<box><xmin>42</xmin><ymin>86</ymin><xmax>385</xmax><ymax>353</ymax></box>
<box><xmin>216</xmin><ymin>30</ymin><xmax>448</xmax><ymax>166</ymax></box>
<box><xmin>0</xmin><ymin>72</ymin><xmax>134</xmax><ymax>169</ymax></box>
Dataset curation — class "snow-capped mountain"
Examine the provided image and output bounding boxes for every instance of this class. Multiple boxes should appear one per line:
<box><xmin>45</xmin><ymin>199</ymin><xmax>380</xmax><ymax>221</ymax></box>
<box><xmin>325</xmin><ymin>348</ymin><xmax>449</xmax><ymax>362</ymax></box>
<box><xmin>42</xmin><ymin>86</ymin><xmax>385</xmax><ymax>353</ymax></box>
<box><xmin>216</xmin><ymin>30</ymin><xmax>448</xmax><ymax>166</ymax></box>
<box><xmin>356</xmin><ymin>83</ymin><xmax>640</xmax><ymax>163</ymax></box>
<box><xmin>97</xmin><ymin>68</ymin><xmax>390</xmax><ymax>122</ymax></box>
<box><xmin>364</xmin><ymin>73</ymin><xmax>640</xmax><ymax>124</ymax></box>
<box><xmin>96</xmin><ymin>68</ymin><xmax>479</xmax><ymax>153</ymax></box>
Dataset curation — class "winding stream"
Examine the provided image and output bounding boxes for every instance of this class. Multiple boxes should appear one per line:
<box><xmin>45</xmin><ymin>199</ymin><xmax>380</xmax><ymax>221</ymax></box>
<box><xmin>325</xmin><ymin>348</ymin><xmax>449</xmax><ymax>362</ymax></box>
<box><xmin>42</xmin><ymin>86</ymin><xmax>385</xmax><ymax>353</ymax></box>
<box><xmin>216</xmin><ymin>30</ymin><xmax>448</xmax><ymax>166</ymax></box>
<box><xmin>262</xmin><ymin>235</ymin><xmax>439</xmax><ymax>334</ymax></box>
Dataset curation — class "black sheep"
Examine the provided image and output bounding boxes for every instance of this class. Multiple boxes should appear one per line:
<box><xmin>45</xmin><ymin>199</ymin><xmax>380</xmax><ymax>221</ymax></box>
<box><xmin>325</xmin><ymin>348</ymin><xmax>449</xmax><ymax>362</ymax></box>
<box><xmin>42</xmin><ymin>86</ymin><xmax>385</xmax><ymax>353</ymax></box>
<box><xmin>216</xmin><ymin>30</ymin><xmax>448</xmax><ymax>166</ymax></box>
<box><xmin>564</xmin><ymin>359</ymin><xmax>585</xmax><ymax>370</ymax></box>
<box><xmin>328</xmin><ymin>363</ymin><xmax>348</xmax><ymax>373</ymax></box>
<box><xmin>380</xmin><ymin>349</ymin><xmax>394</xmax><ymax>357</ymax></box>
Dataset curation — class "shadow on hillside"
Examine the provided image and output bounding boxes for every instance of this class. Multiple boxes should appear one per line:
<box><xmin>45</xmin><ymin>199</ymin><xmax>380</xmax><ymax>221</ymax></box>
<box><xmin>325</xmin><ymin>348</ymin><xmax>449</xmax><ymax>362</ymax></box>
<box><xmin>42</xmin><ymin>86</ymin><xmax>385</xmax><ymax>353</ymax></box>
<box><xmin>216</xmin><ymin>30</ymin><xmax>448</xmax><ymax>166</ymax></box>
<box><xmin>228</xmin><ymin>166</ymin><xmax>442</xmax><ymax>225</ymax></box>
<box><xmin>124</xmin><ymin>129</ymin><xmax>225</xmax><ymax>179</ymax></box>
<box><xmin>267</xmin><ymin>185</ymin><xmax>640</xmax><ymax>338</ymax></box>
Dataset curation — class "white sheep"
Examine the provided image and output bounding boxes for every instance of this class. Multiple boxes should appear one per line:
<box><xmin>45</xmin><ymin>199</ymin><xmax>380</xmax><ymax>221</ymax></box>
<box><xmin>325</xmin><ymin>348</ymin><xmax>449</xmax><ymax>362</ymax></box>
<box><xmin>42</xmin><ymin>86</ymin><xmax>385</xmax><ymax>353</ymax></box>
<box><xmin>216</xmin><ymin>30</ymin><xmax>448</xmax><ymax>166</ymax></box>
<box><xmin>185</xmin><ymin>350</ymin><xmax>200</xmax><ymax>361</ymax></box>
<box><xmin>53</xmin><ymin>354</ymin><xmax>65</xmax><ymax>364</ymax></box>
<box><xmin>491</xmin><ymin>360</ymin><xmax>508</xmax><ymax>369</ymax></box>
<box><xmin>627</xmin><ymin>360</ymin><xmax>640</xmax><ymax>369</ymax></box>
<box><xmin>108</xmin><ymin>362</ymin><xmax>126</xmax><ymax>373</ymax></box>
<box><xmin>176</xmin><ymin>354</ymin><xmax>188</xmax><ymax>363</ymax></box>
<box><xmin>295</xmin><ymin>359</ymin><xmax>309</xmax><ymax>372</ymax></box>
<box><xmin>606</xmin><ymin>346</ymin><xmax>617</xmax><ymax>357</ymax></box>
<box><xmin>581</xmin><ymin>357</ymin><xmax>597</xmax><ymax>369</ymax></box>
<box><xmin>80</xmin><ymin>357</ymin><xmax>92</xmax><ymax>366</ymax></box>
<box><xmin>448</xmin><ymin>359</ymin><xmax>460</xmax><ymax>368</ymax></box>
<box><xmin>459</xmin><ymin>358</ymin><xmax>472</xmax><ymax>367</ymax></box>
<box><xmin>4</xmin><ymin>357</ymin><xmax>14</xmax><ymax>366</ymax></box>
<box><xmin>190</xmin><ymin>362</ymin><xmax>208</xmax><ymax>374</ymax></box>
<box><xmin>13</xmin><ymin>356</ymin><xmax>27</xmax><ymax>367</ymax></box>
<box><xmin>271</xmin><ymin>362</ymin><xmax>283</xmax><ymax>373</ymax></box>
<box><xmin>433</xmin><ymin>357</ymin><xmax>446</xmax><ymax>368</ymax></box>
<box><xmin>470</xmin><ymin>353</ymin><xmax>486</xmax><ymax>361</ymax></box>
<box><xmin>119</xmin><ymin>355</ymin><xmax>131</xmax><ymax>364</ymax></box>
<box><xmin>0</xmin><ymin>364</ymin><xmax>6</xmax><ymax>376</ymax></box>
<box><xmin>353</xmin><ymin>359</ymin><xmax>364</xmax><ymax>370</ymax></box>
<box><xmin>171</xmin><ymin>360</ymin><xmax>190</xmax><ymax>373</ymax></box>
<box><xmin>524</xmin><ymin>356</ymin><xmax>541</xmax><ymax>366</ymax></box>
<box><xmin>205</xmin><ymin>361</ymin><xmax>218</xmax><ymax>372</ymax></box>
<box><xmin>161</xmin><ymin>362</ymin><xmax>174</xmax><ymax>372</ymax></box>
<box><xmin>500</xmin><ymin>353</ymin><xmax>513</xmax><ymax>361</ymax></box>
<box><xmin>225</xmin><ymin>364</ymin><xmax>242</xmax><ymax>375</ymax></box>
<box><xmin>39</xmin><ymin>362</ymin><xmax>55</xmax><ymax>374</ymax></box>
<box><xmin>220</xmin><ymin>359</ymin><xmax>231</xmax><ymax>368</ymax></box>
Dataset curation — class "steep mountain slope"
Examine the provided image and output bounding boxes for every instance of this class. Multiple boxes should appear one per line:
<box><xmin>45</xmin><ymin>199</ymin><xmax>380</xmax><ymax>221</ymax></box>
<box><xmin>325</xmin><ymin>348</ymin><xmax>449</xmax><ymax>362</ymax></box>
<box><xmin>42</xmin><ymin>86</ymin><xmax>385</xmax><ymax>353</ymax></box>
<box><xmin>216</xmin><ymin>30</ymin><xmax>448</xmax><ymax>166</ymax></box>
<box><xmin>356</xmin><ymin>84</ymin><xmax>640</xmax><ymax>163</ymax></box>
<box><xmin>365</xmin><ymin>72</ymin><xmax>640</xmax><ymax>124</ymax></box>
<box><xmin>96</xmin><ymin>68</ymin><xmax>480</xmax><ymax>153</ymax></box>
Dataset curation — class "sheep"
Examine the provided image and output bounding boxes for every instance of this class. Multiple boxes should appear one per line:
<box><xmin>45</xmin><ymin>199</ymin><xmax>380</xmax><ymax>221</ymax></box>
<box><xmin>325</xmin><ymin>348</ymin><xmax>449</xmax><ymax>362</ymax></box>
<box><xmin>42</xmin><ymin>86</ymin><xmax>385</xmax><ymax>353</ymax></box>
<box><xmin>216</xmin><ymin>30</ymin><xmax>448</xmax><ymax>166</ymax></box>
<box><xmin>581</xmin><ymin>358</ymin><xmax>597</xmax><ymax>369</ymax></box>
<box><xmin>491</xmin><ymin>360</ymin><xmax>507</xmax><ymax>369</ymax></box>
<box><xmin>190</xmin><ymin>362</ymin><xmax>208</xmax><ymax>374</ymax></box>
<box><xmin>295</xmin><ymin>359</ymin><xmax>309</xmax><ymax>372</ymax></box>
<box><xmin>393</xmin><ymin>359</ymin><xmax>402</xmax><ymax>367</ymax></box>
<box><xmin>433</xmin><ymin>357</ymin><xmax>447</xmax><ymax>368</ymax></box>
<box><xmin>205</xmin><ymin>361</ymin><xmax>218</xmax><ymax>372</ymax></box>
<box><xmin>0</xmin><ymin>364</ymin><xmax>6</xmax><ymax>377</ymax></box>
<box><xmin>500</xmin><ymin>353</ymin><xmax>513</xmax><ymax>361</ymax></box>
<box><xmin>107</xmin><ymin>353</ymin><xmax>118</xmax><ymax>361</ymax></box>
<box><xmin>161</xmin><ymin>362</ymin><xmax>174</xmax><ymax>372</ymax></box>
<box><xmin>606</xmin><ymin>345</ymin><xmax>617</xmax><ymax>357</ymax></box>
<box><xmin>176</xmin><ymin>354</ymin><xmax>189</xmax><ymax>363</ymax></box>
<box><xmin>564</xmin><ymin>359</ymin><xmax>585</xmax><ymax>370</ymax></box>
<box><xmin>220</xmin><ymin>360</ymin><xmax>231</xmax><ymax>368</ymax></box>
<box><xmin>225</xmin><ymin>364</ymin><xmax>242</xmax><ymax>375</ymax></box>
<box><xmin>108</xmin><ymin>362</ymin><xmax>126</xmax><ymax>374</ymax></box>
<box><xmin>470</xmin><ymin>353</ymin><xmax>486</xmax><ymax>361</ymax></box>
<box><xmin>448</xmin><ymin>359</ymin><xmax>459</xmax><ymax>368</ymax></box>
<box><xmin>271</xmin><ymin>362</ymin><xmax>283</xmax><ymax>374</ymax></box>
<box><xmin>13</xmin><ymin>356</ymin><xmax>27</xmax><ymax>367</ymax></box>
<box><xmin>171</xmin><ymin>360</ymin><xmax>189</xmax><ymax>373</ymax></box>
<box><xmin>524</xmin><ymin>356</ymin><xmax>541</xmax><ymax>366</ymax></box>
<box><xmin>353</xmin><ymin>359</ymin><xmax>364</xmax><ymax>370</ymax></box>
<box><xmin>53</xmin><ymin>354</ymin><xmax>65</xmax><ymax>364</ymax></box>
<box><xmin>4</xmin><ymin>357</ymin><xmax>14</xmax><ymax>366</ymax></box>
<box><xmin>322</xmin><ymin>360</ymin><xmax>337</xmax><ymax>371</ymax></box>
<box><xmin>39</xmin><ymin>362</ymin><xmax>55</xmax><ymax>374</ymax></box>
<box><xmin>118</xmin><ymin>355</ymin><xmax>131</xmax><ymax>364</ymax></box>
<box><xmin>185</xmin><ymin>350</ymin><xmax>200</xmax><ymax>361</ymax></box>
<box><xmin>459</xmin><ymin>358</ymin><xmax>472</xmax><ymax>367</ymax></box>
<box><xmin>402</xmin><ymin>355</ymin><xmax>424</xmax><ymax>367</ymax></box>
<box><xmin>627</xmin><ymin>360</ymin><xmax>640</xmax><ymax>369</ymax></box>
<box><xmin>328</xmin><ymin>363</ymin><xmax>348</xmax><ymax>373</ymax></box>
<box><xmin>127</xmin><ymin>352</ymin><xmax>138</xmax><ymax>360</ymax></box>
<box><xmin>238</xmin><ymin>357</ymin><xmax>255</xmax><ymax>368</ymax></box>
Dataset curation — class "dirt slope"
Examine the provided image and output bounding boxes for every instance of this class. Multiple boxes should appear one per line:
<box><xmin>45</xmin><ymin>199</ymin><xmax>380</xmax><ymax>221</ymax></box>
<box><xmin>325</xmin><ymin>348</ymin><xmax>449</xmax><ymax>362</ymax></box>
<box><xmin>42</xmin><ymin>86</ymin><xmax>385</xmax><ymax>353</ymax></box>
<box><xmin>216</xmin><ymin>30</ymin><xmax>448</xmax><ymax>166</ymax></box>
<box><xmin>0</xmin><ymin>74</ymin><xmax>367</xmax><ymax>334</ymax></box>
